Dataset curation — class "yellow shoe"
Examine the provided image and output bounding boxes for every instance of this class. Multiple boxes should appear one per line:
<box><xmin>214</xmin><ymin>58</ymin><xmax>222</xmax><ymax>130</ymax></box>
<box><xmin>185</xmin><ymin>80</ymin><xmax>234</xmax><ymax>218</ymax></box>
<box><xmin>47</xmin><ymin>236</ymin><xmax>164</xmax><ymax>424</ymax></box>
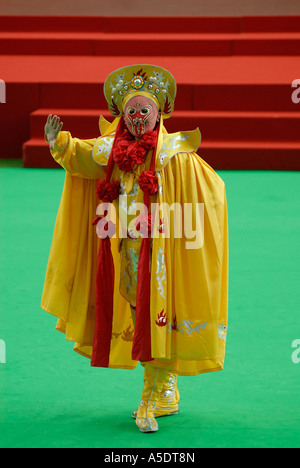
<box><xmin>154</xmin><ymin>372</ymin><xmax>180</xmax><ymax>418</ymax></box>
<box><xmin>135</xmin><ymin>365</ymin><xmax>169</xmax><ymax>433</ymax></box>
<box><xmin>132</xmin><ymin>372</ymin><xmax>179</xmax><ymax>420</ymax></box>
<box><xmin>135</xmin><ymin>400</ymin><xmax>159</xmax><ymax>433</ymax></box>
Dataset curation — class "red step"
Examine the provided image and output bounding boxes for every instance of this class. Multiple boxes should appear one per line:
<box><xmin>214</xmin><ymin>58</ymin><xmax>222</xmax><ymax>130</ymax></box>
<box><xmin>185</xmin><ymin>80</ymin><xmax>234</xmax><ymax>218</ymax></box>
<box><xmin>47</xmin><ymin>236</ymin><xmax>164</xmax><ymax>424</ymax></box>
<box><xmin>22</xmin><ymin>139</ymin><xmax>59</xmax><ymax>169</ymax></box>
<box><xmin>23</xmin><ymin>137</ymin><xmax>300</xmax><ymax>170</ymax></box>
<box><xmin>36</xmin><ymin>82</ymin><xmax>299</xmax><ymax>113</ymax></box>
<box><xmin>0</xmin><ymin>16</ymin><xmax>242</xmax><ymax>34</ymax></box>
<box><xmin>30</xmin><ymin>108</ymin><xmax>300</xmax><ymax>143</ymax></box>
<box><xmin>1</xmin><ymin>15</ymin><xmax>299</xmax><ymax>57</ymax></box>
<box><xmin>1</xmin><ymin>15</ymin><xmax>300</xmax><ymax>33</ymax></box>
<box><xmin>241</xmin><ymin>16</ymin><xmax>300</xmax><ymax>33</ymax></box>
<box><xmin>1</xmin><ymin>31</ymin><xmax>300</xmax><ymax>56</ymax></box>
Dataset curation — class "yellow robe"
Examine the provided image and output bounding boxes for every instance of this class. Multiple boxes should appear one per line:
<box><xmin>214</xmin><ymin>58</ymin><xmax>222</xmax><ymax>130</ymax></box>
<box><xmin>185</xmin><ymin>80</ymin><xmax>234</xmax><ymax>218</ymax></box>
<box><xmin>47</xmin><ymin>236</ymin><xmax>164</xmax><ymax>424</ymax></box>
<box><xmin>41</xmin><ymin>117</ymin><xmax>229</xmax><ymax>376</ymax></box>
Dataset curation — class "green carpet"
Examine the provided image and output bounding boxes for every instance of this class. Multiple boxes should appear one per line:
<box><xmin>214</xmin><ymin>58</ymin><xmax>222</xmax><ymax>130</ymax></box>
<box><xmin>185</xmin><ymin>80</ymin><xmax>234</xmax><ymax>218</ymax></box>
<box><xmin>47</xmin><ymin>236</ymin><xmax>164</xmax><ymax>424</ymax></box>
<box><xmin>1</xmin><ymin>162</ymin><xmax>300</xmax><ymax>448</ymax></box>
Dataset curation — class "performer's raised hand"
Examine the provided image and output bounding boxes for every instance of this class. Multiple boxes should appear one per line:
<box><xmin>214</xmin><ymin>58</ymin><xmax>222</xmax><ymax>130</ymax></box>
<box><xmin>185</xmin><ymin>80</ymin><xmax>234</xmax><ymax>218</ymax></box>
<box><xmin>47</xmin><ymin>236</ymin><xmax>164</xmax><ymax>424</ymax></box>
<box><xmin>44</xmin><ymin>114</ymin><xmax>63</xmax><ymax>150</ymax></box>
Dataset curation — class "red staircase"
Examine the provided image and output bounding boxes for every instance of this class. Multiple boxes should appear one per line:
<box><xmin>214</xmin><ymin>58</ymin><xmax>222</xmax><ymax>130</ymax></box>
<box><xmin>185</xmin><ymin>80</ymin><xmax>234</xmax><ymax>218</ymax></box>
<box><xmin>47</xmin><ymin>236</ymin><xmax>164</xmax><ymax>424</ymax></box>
<box><xmin>0</xmin><ymin>15</ymin><xmax>299</xmax><ymax>170</ymax></box>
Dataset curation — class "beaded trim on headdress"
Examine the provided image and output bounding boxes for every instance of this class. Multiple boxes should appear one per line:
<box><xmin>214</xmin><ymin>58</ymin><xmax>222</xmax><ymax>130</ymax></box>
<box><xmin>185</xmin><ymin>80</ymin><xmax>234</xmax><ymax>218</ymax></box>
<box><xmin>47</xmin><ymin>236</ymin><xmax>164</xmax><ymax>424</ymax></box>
<box><xmin>104</xmin><ymin>64</ymin><xmax>177</xmax><ymax>119</ymax></box>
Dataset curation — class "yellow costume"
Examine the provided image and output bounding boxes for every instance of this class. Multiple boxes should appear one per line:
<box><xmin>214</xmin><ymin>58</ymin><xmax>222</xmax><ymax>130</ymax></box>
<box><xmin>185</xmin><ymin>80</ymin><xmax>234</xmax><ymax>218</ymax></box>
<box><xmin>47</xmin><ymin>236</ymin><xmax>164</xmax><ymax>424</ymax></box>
<box><xmin>41</xmin><ymin>64</ymin><xmax>228</xmax><ymax>432</ymax></box>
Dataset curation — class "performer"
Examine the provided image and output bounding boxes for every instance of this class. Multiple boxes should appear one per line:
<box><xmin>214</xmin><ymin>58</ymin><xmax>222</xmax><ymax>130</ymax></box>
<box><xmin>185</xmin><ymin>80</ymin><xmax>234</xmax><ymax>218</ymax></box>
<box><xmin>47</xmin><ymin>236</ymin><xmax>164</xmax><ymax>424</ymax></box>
<box><xmin>42</xmin><ymin>64</ymin><xmax>229</xmax><ymax>433</ymax></box>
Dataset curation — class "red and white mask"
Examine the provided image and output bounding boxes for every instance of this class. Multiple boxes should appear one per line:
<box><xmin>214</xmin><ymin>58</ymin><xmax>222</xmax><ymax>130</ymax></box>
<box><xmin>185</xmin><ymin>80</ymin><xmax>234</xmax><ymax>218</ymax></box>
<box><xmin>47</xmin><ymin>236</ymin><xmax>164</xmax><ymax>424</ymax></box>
<box><xmin>123</xmin><ymin>95</ymin><xmax>160</xmax><ymax>139</ymax></box>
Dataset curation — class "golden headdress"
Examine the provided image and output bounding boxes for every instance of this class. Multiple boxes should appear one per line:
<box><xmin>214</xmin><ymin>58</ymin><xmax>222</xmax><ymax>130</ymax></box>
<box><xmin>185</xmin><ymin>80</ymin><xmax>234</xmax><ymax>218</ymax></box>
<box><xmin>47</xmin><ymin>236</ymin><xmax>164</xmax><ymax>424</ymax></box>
<box><xmin>104</xmin><ymin>64</ymin><xmax>177</xmax><ymax>119</ymax></box>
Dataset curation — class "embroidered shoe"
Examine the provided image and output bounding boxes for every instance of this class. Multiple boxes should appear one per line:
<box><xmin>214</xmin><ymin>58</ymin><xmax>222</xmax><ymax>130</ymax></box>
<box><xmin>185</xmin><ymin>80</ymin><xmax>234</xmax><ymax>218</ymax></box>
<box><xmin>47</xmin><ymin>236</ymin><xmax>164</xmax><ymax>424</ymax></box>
<box><xmin>135</xmin><ymin>400</ymin><xmax>159</xmax><ymax>433</ymax></box>
<box><xmin>132</xmin><ymin>407</ymin><xmax>179</xmax><ymax>419</ymax></box>
<box><xmin>135</xmin><ymin>365</ymin><xmax>170</xmax><ymax>433</ymax></box>
<box><xmin>132</xmin><ymin>372</ymin><xmax>180</xmax><ymax>420</ymax></box>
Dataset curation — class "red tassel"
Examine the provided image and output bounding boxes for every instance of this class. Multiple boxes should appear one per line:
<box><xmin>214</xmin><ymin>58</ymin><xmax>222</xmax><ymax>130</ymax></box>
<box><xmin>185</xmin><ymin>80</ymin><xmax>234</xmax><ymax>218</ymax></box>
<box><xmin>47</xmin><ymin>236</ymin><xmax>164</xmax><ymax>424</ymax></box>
<box><xmin>91</xmin><ymin>237</ymin><xmax>115</xmax><ymax>367</ymax></box>
<box><xmin>91</xmin><ymin>119</ymin><xmax>125</xmax><ymax>367</ymax></box>
<box><xmin>131</xmin><ymin>236</ymin><xmax>152</xmax><ymax>362</ymax></box>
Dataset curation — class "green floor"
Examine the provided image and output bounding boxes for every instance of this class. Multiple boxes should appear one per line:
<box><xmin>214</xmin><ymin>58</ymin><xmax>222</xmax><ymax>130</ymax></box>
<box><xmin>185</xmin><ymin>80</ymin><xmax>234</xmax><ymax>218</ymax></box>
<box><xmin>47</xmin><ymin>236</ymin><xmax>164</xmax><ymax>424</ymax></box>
<box><xmin>1</xmin><ymin>161</ymin><xmax>300</xmax><ymax>448</ymax></box>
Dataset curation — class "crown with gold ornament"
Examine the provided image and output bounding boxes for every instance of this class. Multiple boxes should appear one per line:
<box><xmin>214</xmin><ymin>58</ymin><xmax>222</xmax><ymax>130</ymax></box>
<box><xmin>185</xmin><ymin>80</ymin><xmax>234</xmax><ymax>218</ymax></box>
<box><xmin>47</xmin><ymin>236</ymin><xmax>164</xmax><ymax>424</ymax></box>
<box><xmin>104</xmin><ymin>64</ymin><xmax>177</xmax><ymax>120</ymax></box>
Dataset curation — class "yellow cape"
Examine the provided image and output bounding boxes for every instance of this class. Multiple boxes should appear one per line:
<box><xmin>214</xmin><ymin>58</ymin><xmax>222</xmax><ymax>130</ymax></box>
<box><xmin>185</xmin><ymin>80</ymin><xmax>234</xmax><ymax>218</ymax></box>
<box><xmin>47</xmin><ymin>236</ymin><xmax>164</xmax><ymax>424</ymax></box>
<box><xmin>41</xmin><ymin>117</ymin><xmax>228</xmax><ymax>376</ymax></box>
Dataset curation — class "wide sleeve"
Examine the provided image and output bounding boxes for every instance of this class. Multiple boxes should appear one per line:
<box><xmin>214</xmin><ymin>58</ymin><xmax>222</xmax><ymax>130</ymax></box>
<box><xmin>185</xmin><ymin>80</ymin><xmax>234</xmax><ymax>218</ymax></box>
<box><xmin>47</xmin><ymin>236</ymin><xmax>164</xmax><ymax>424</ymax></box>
<box><xmin>50</xmin><ymin>131</ymin><xmax>107</xmax><ymax>180</ymax></box>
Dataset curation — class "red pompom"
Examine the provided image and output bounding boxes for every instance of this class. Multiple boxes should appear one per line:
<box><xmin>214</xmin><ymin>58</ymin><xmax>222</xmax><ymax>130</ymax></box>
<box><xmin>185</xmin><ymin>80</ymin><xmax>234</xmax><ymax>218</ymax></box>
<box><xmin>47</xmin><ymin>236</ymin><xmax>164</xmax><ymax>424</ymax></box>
<box><xmin>113</xmin><ymin>147</ymin><xmax>136</xmax><ymax>172</ymax></box>
<box><xmin>112</xmin><ymin>129</ymin><xmax>158</xmax><ymax>173</ymax></box>
<box><xmin>140</xmin><ymin>131</ymin><xmax>157</xmax><ymax>151</ymax></box>
<box><xmin>96</xmin><ymin>180</ymin><xmax>120</xmax><ymax>202</ymax></box>
<box><xmin>138</xmin><ymin>170</ymin><xmax>159</xmax><ymax>195</ymax></box>
<box><xmin>128</xmin><ymin>141</ymin><xmax>147</xmax><ymax>165</ymax></box>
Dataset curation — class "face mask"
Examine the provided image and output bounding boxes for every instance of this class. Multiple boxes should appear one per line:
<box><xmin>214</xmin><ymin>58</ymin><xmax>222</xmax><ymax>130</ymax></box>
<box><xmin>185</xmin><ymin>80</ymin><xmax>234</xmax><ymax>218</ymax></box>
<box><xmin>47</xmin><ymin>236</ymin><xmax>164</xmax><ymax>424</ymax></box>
<box><xmin>124</xmin><ymin>95</ymin><xmax>160</xmax><ymax>138</ymax></box>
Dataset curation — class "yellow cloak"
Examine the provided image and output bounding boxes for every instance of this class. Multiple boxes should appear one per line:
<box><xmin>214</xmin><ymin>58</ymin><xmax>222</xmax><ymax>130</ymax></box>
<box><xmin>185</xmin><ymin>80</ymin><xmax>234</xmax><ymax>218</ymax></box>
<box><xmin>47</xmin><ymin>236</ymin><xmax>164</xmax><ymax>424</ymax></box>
<box><xmin>41</xmin><ymin>117</ymin><xmax>229</xmax><ymax>376</ymax></box>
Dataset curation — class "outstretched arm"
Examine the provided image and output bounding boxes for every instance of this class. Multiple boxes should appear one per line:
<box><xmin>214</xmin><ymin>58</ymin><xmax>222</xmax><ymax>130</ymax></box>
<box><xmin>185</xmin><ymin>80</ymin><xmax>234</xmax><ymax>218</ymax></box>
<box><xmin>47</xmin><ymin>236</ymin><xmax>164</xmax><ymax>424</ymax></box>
<box><xmin>44</xmin><ymin>114</ymin><xmax>106</xmax><ymax>180</ymax></box>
